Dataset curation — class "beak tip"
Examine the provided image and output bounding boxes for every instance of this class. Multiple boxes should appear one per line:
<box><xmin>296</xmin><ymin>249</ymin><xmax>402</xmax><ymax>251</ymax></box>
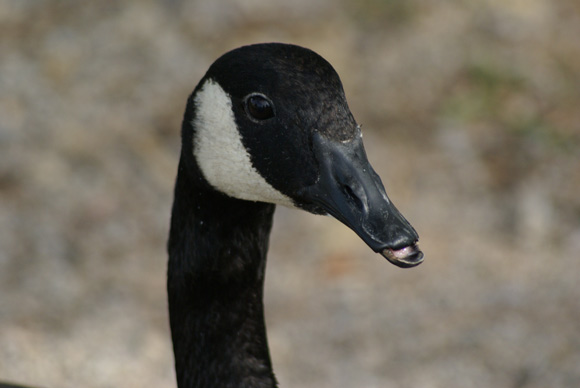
<box><xmin>381</xmin><ymin>244</ymin><xmax>424</xmax><ymax>268</ymax></box>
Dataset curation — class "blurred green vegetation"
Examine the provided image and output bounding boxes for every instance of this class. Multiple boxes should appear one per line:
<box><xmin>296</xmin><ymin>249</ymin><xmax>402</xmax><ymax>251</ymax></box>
<box><xmin>348</xmin><ymin>0</ymin><xmax>416</xmax><ymax>28</ymax></box>
<box><xmin>441</xmin><ymin>60</ymin><xmax>579</xmax><ymax>154</ymax></box>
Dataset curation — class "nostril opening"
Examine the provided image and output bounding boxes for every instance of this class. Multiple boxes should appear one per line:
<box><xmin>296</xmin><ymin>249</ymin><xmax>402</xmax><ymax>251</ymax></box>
<box><xmin>342</xmin><ymin>184</ymin><xmax>364</xmax><ymax>210</ymax></box>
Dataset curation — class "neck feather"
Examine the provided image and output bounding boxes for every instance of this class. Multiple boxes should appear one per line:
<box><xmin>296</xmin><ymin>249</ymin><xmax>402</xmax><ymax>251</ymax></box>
<box><xmin>167</xmin><ymin>160</ymin><xmax>278</xmax><ymax>388</ymax></box>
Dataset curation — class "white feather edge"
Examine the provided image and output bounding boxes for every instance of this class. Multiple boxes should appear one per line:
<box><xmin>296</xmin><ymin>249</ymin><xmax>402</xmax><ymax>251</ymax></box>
<box><xmin>192</xmin><ymin>79</ymin><xmax>295</xmax><ymax>208</ymax></box>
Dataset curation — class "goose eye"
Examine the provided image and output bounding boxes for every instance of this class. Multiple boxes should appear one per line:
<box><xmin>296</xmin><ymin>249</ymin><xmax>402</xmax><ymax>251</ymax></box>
<box><xmin>245</xmin><ymin>94</ymin><xmax>275</xmax><ymax>121</ymax></box>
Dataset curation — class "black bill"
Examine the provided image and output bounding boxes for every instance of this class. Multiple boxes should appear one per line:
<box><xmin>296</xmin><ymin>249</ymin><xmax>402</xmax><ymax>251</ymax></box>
<box><xmin>298</xmin><ymin>132</ymin><xmax>424</xmax><ymax>268</ymax></box>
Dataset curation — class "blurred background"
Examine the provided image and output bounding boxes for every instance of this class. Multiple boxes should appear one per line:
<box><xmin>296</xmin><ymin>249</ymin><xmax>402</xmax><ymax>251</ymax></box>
<box><xmin>1</xmin><ymin>1</ymin><xmax>579</xmax><ymax>387</ymax></box>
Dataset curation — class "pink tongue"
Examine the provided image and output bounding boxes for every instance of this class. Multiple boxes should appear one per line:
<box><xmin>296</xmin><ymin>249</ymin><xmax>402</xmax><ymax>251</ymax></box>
<box><xmin>388</xmin><ymin>246</ymin><xmax>415</xmax><ymax>260</ymax></box>
<box><xmin>381</xmin><ymin>244</ymin><xmax>423</xmax><ymax>268</ymax></box>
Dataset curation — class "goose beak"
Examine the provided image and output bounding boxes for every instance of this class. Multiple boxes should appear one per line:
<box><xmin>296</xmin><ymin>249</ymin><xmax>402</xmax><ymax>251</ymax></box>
<box><xmin>298</xmin><ymin>132</ymin><xmax>423</xmax><ymax>268</ymax></box>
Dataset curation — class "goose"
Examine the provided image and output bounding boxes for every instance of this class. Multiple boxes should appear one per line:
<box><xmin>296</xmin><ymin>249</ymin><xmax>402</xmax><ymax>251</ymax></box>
<box><xmin>0</xmin><ymin>42</ymin><xmax>423</xmax><ymax>388</ymax></box>
<box><xmin>167</xmin><ymin>43</ymin><xmax>423</xmax><ymax>388</ymax></box>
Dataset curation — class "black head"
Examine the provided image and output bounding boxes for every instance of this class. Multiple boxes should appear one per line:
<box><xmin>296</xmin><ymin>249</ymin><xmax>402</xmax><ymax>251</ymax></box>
<box><xmin>182</xmin><ymin>43</ymin><xmax>423</xmax><ymax>268</ymax></box>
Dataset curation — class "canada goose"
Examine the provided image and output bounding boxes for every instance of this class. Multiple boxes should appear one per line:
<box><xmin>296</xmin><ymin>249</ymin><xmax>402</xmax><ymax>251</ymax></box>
<box><xmin>167</xmin><ymin>43</ymin><xmax>422</xmax><ymax>388</ymax></box>
<box><xmin>0</xmin><ymin>43</ymin><xmax>422</xmax><ymax>388</ymax></box>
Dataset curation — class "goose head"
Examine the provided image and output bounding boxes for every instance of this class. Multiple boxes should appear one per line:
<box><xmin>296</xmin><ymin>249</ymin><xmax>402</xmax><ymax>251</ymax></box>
<box><xmin>182</xmin><ymin>43</ymin><xmax>423</xmax><ymax>268</ymax></box>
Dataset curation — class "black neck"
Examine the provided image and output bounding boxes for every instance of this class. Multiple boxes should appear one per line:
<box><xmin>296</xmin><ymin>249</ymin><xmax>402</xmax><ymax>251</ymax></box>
<box><xmin>167</xmin><ymin>160</ymin><xmax>278</xmax><ymax>388</ymax></box>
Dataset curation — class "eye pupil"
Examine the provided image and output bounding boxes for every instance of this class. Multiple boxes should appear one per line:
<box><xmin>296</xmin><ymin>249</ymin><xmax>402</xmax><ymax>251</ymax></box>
<box><xmin>246</xmin><ymin>94</ymin><xmax>274</xmax><ymax>121</ymax></box>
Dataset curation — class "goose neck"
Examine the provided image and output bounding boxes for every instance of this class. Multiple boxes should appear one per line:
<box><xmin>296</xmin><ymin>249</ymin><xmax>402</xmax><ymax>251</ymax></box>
<box><xmin>167</xmin><ymin>167</ymin><xmax>278</xmax><ymax>388</ymax></box>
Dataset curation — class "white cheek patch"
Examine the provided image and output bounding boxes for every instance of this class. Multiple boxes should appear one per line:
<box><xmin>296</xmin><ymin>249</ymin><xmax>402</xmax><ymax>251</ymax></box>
<box><xmin>192</xmin><ymin>79</ymin><xmax>295</xmax><ymax>208</ymax></box>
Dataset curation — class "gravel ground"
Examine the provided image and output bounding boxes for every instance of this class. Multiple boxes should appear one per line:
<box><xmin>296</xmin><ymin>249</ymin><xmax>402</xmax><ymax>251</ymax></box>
<box><xmin>1</xmin><ymin>1</ymin><xmax>579</xmax><ymax>387</ymax></box>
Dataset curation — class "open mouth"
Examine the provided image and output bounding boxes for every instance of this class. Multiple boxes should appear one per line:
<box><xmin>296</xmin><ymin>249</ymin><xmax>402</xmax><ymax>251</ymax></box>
<box><xmin>381</xmin><ymin>244</ymin><xmax>424</xmax><ymax>268</ymax></box>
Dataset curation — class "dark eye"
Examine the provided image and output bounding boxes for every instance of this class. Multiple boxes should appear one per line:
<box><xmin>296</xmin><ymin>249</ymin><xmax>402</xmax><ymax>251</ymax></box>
<box><xmin>245</xmin><ymin>94</ymin><xmax>275</xmax><ymax>121</ymax></box>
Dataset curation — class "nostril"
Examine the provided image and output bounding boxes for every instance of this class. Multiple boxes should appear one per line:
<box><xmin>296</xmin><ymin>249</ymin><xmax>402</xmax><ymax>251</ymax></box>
<box><xmin>342</xmin><ymin>184</ymin><xmax>364</xmax><ymax>210</ymax></box>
